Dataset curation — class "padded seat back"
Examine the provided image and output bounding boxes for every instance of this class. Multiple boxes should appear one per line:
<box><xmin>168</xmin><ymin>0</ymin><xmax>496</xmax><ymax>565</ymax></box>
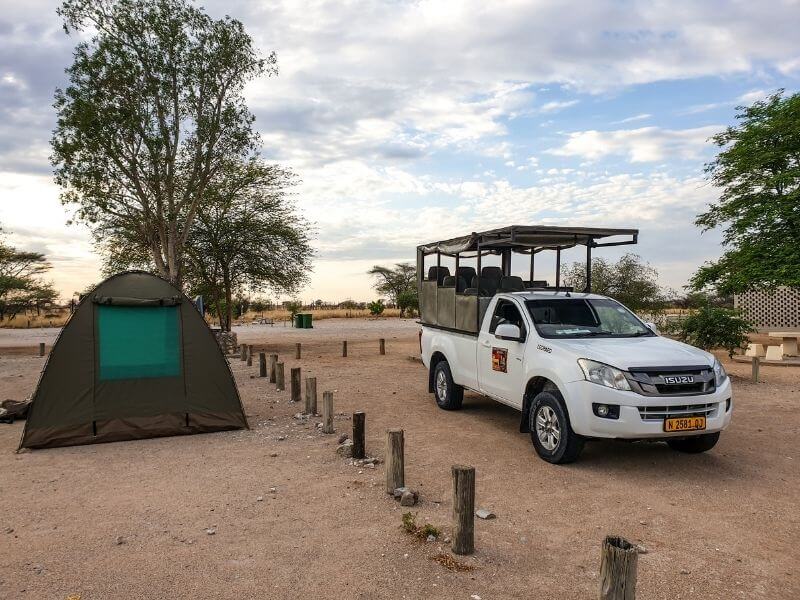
<box><xmin>427</xmin><ymin>266</ymin><xmax>450</xmax><ymax>285</ymax></box>
<box><xmin>499</xmin><ymin>276</ymin><xmax>524</xmax><ymax>292</ymax></box>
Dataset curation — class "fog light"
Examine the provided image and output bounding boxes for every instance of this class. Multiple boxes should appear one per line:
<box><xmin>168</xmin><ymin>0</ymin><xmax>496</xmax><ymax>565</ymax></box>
<box><xmin>592</xmin><ymin>403</ymin><xmax>620</xmax><ymax>419</ymax></box>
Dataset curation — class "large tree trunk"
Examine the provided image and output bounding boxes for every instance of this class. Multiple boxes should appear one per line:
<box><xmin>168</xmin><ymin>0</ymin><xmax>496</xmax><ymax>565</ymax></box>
<box><xmin>223</xmin><ymin>272</ymin><xmax>233</xmax><ymax>332</ymax></box>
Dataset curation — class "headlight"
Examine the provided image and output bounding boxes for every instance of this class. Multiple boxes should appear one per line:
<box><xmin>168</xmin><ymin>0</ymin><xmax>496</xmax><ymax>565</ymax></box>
<box><xmin>578</xmin><ymin>359</ymin><xmax>631</xmax><ymax>391</ymax></box>
<box><xmin>713</xmin><ymin>358</ymin><xmax>727</xmax><ymax>387</ymax></box>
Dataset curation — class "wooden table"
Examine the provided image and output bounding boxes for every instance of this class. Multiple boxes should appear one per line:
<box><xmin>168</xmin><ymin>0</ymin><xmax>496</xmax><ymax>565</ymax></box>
<box><xmin>768</xmin><ymin>331</ymin><xmax>800</xmax><ymax>357</ymax></box>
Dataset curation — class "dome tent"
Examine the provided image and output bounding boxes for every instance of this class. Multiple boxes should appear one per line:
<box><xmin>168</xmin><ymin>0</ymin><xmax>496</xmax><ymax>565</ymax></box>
<box><xmin>19</xmin><ymin>271</ymin><xmax>247</xmax><ymax>450</ymax></box>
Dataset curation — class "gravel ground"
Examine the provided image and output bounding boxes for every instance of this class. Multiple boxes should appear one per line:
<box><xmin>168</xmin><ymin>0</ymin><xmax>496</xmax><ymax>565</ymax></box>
<box><xmin>0</xmin><ymin>318</ymin><xmax>798</xmax><ymax>599</ymax></box>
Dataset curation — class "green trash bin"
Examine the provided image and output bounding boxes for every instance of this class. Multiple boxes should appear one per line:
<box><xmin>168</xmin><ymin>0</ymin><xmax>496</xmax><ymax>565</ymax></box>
<box><xmin>293</xmin><ymin>313</ymin><xmax>303</xmax><ymax>328</ymax></box>
<box><xmin>301</xmin><ymin>313</ymin><xmax>313</xmax><ymax>329</ymax></box>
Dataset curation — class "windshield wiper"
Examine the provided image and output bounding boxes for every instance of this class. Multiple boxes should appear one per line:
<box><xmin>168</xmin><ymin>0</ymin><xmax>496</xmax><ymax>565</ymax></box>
<box><xmin>572</xmin><ymin>330</ymin><xmax>615</xmax><ymax>337</ymax></box>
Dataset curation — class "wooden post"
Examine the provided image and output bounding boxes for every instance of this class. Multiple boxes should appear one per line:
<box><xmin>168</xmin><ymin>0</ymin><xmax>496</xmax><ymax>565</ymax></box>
<box><xmin>599</xmin><ymin>535</ymin><xmax>638</xmax><ymax>600</ymax></box>
<box><xmin>269</xmin><ymin>354</ymin><xmax>278</xmax><ymax>383</ymax></box>
<box><xmin>385</xmin><ymin>429</ymin><xmax>404</xmax><ymax>494</ymax></box>
<box><xmin>304</xmin><ymin>377</ymin><xmax>317</xmax><ymax>414</ymax></box>
<box><xmin>352</xmin><ymin>412</ymin><xmax>365</xmax><ymax>459</ymax></box>
<box><xmin>295</xmin><ymin>343</ymin><xmax>302</xmax><ymax>360</ymax></box>
<box><xmin>276</xmin><ymin>363</ymin><xmax>285</xmax><ymax>391</ymax></box>
<box><xmin>290</xmin><ymin>367</ymin><xmax>302</xmax><ymax>403</ymax></box>
<box><xmin>322</xmin><ymin>391</ymin><xmax>334</xmax><ymax>433</ymax></box>
<box><xmin>342</xmin><ymin>340</ymin><xmax>348</xmax><ymax>357</ymax></box>
<box><xmin>259</xmin><ymin>352</ymin><xmax>267</xmax><ymax>378</ymax></box>
<box><xmin>246</xmin><ymin>346</ymin><xmax>253</xmax><ymax>367</ymax></box>
<box><xmin>752</xmin><ymin>356</ymin><xmax>760</xmax><ymax>383</ymax></box>
<box><xmin>451</xmin><ymin>465</ymin><xmax>475</xmax><ymax>555</ymax></box>
<box><xmin>38</xmin><ymin>342</ymin><xmax>45</xmax><ymax>357</ymax></box>
<box><xmin>379</xmin><ymin>338</ymin><xmax>385</xmax><ymax>355</ymax></box>
<box><xmin>240</xmin><ymin>344</ymin><xmax>247</xmax><ymax>361</ymax></box>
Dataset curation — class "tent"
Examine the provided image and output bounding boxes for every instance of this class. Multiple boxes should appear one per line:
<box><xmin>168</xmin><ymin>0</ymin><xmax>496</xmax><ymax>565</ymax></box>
<box><xmin>19</xmin><ymin>271</ymin><xmax>248</xmax><ymax>450</ymax></box>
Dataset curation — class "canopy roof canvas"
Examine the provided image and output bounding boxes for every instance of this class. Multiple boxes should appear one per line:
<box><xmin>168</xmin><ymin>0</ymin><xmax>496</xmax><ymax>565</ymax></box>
<box><xmin>417</xmin><ymin>225</ymin><xmax>638</xmax><ymax>255</ymax></box>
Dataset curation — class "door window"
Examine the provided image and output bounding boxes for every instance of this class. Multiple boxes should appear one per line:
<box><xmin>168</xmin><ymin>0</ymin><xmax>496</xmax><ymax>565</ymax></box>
<box><xmin>489</xmin><ymin>299</ymin><xmax>526</xmax><ymax>337</ymax></box>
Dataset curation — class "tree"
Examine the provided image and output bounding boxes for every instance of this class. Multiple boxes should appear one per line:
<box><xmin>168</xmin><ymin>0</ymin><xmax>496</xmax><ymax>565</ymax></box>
<box><xmin>51</xmin><ymin>0</ymin><xmax>273</xmax><ymax>287</ymax></box>
<box><xmin>564</xmin><ymin>253</ymin><xmax>669</xmax><ymax>314</ymax></box>
<box><xmin>691</xmin><ymin>91</ymin><xmax>800</xmax><ymax>295</ymax></box>
<box><xmin>673</xmin><ymin>305</ymin><xmax>753</xmax><ymax>357</ymax></box>
<box><xmin>367</xmin><ymin>263</ymin><xmax>416</xmax><ymax>315</ymax></box>
<box><xmin>0</xmin><ymin>231</ymin><xmax>56</xmax><ymax>321</ymax></box>
<box><xmin>396</xmin><ymin>289</ymin><xmax>419</xmax><ymax>317</ymax></box>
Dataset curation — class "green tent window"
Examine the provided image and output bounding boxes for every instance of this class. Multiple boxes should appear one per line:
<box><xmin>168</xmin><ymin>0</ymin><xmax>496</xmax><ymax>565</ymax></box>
<box><xmin>97</xmin><ymin>305</ymin><xmax>181</xmax><ymax>380</ymax></box>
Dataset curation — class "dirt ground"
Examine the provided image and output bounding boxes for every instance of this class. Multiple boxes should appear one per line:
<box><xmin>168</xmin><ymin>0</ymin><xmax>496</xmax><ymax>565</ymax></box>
<box><xmin>1</xmin><ymin>318</ymin><xmax>798</xmax><ymax>599</ymax></box>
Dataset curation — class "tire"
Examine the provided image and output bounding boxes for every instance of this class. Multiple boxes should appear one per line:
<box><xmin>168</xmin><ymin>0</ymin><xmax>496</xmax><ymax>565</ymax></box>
<box><xmin>529</xmin><ymin>391</ymin><xmax>584</xmax><ymax>464</ymax></box>
<box><xmin>432</xmin><ymin>360</ymin><xmax>463</xmax><ymax>410</ymax></box>
<box><xmin>666</xmin><ymin>432</ymin><xmax>720</xmax><ymax>454</ymax></box>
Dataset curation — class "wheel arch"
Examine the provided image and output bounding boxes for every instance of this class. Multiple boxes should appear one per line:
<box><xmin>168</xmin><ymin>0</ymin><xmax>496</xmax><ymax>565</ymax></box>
<box><xmin>520</xmin><ymin>376</ymin><xmax>563</xmax><ymax>432</ymax></box>
<box><xmin>428</xmin><ymin>351</ymin><xmax>448</xmax><ymax>393</ymax></box>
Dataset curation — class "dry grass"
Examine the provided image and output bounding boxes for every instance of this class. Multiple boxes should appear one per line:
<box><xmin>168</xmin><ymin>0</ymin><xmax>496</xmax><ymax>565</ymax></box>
<box><xmin>430</xmin><ymin>552</ymin><xmax>474</xmax><ymax>572</ymax></box>
<box><xmin>216</xmin><ymin>307</ymin><xmax>404</xmax><ymax>327</ymax></box>
<box><xmin>1</xmin><ymin>311</ymin><xmax>71</xmax><ymax>329</ymax></box>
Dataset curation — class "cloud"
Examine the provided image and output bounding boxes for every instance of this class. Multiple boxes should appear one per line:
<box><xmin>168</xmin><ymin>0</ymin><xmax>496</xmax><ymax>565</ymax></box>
<box><xmin>539</xmin><ymin>100</ymin><xmax>579</xmax><ymax>113</ymax></box>
<box><xmin>612</xmin><ymin>113</ymin><xmax>652</xmax><ymax>124</ymax></box>
<box><xmin>547</xmin><ymin>125</ymin><xmax>721</xmax><ymax>162</ymax></box>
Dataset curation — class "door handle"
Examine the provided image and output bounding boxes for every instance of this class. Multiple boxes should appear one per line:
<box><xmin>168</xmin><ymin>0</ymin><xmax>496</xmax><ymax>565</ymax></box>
<box><xmin>480</xmin><ymin>340</ymin><xmax>491</xmax><ymax>347</ymax></box>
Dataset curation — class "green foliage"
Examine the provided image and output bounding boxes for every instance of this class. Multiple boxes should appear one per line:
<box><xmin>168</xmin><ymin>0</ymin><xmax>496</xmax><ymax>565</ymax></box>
<box><xmin>367</xmin><ymin>263</ymin><xmax>416</xmax><ymax>315</ymax></box>
<box><xmin>673</xmin><ymin>305</ymin><xmax>754</xmax><ymax>357</ymax></box>
<box><xmin>396</xmin><ymin>289</ymin><xmax>419</xmax><ymax>317</ymax></box>
<box><xmin>401</xmin><ymin>512</ymin><xmax>440</xmax><ymax>540</ymax></box>
<box><xmin>284</xmin><ymin>300</ymin><xmax>302</xmax><ymax>317</ymax></box>
<box><xmin>691</xmin><ymin>91</ymin><xmax>800</xmax><ymax>295</ymax></box>
<box><xmin>52</xmin><ymin>0</ymin><xmax>272</xmax><ymax>286</ymax></box>
<box><xmin>367</xmin><ymin>299</ymin><xmax>385</xmax><ymax>316</ymax></box>
<box><xmin>564</xmin><ymin>253</ymin><xmax>670</xmax><ymax>314</ymax></box>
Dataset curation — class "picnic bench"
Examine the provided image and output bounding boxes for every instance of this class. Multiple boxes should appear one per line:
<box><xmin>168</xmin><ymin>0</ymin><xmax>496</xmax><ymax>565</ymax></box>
<box><xmin>255</xmin><ymin>317</ymin><xmax>275</xmax><ymax>326</ymax></box>
<box><xmin>746</xmin><ymin>331</ymin><xmax>800</xmax><ymax>361</ymax></box>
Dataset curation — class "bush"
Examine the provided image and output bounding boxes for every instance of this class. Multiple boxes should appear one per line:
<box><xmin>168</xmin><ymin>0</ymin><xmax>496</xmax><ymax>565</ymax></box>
<box><xmin>673</xmin><ymin>305</ymin><xmax>754</xmax><ymax>357</ymax></box>
<box><xmin>397</xmin><ymin>289</ymin><xmax>418</xmax><ymax>317</ymax></box>
<box><xmin>367</xmin><ymin>300</ymin><xmax>385</xmax><ymax>316</ymax></box>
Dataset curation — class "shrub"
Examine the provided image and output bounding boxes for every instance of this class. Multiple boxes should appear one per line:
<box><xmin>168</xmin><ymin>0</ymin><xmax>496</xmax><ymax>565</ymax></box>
<box><xmin>397</xmin><ymin>289</ymin><xmax>419</xmax><ymax>317</ymax></box>
<box><xmin>367</xmin><ymin>300</ymin><xmax>385</xmax><ymax>316</ymax></box>
<box><xmin>673</xmin><ymin>305</ymin><xmax>754</xmax><ymax>357</ymax></box>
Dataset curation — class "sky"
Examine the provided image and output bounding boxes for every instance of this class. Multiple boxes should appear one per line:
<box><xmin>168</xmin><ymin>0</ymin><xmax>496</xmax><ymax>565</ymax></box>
<box><xmin>1</xmin><ymin>0</ymin><xmax>799</xmax><ymax>303</ymax></box>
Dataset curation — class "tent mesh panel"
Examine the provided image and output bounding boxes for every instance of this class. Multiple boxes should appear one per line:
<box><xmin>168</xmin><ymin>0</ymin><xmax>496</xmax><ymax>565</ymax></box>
<box><xmin>97</xmin><ymin>305</ymin><xmax>181</xmax><ymax>380</ymax></box>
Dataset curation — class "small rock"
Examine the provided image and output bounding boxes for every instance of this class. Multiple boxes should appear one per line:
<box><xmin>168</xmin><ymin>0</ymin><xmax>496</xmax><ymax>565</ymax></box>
<box><xmin>4</xmin><ymin>527</ymin><xmax>13</xmax><ymax>534</ymax></box>
<box><xmin>680</xmin><ymin>568</ymin><xmax>690</xmax><ymax>575</ymax></box>
<box><xmin>636</xmin><ymin>545</ymin><xmax>648</xmax><ymax>554</ymax></box>
<box><xmin>337</xmin><ymin>433</ymin><xmax>349</xmax><ymax>444</ymax></box>
<box><xmin>114</xmin><ymin>535</ymin><xmax>125</xmax><ymax>545</ymax></box>
<box><xmin>336</xmin><ymin>439</ymin><xmax>354</xmax><ymax>457</ymax></box>
<box><xmin>393</xmin><ymin>486</ymin><xmax>410</xmax><ymax>499</ymax></box>
<box><xmin>400</xmin><ymin>490</ymin><xmax>417</xmax><ymax>506</ymax></box>
<box><xmin>256</xmin><ymin>496</ymin><xmax>264</xmax><ymax>502</ymax></box>
<box><xmin>471</xmin><ymin>595</ymin><xmax>482</xmax><ymax>600</ymax></box>
<box><xmin>270</xmin><ymin>453</ymin><xmax>278</xmax><ymax>457</ymax></box>
<box><xmin>269</xmin><ymin>487</ymin><xmax>277</xmax><ymax>494</ymax></box>
<box><xmin>476</xmin><ymin>509</ymin><xmax>496</xmax><ymax>520</ymax></box>
<box><xmin>277</xmin><ymin>435</ymin><xmax>286</xmax><ymax>441</ymax></box>
<box><xmin>426</xmin><ymin>534</ymin><xmax>436</xmax><ymax>542</ymax></box>
<box><xmin>316</xmin><ymin>422</ymin><xmax>323</xmax><ymax>428</ymax></box>
<box><xmin>639</xmin><ymin>520</ymin><xmax>648</xmax><ymax>525</ymax></box>
<box><xmin>205</xmin><ymin>528</ymin><xmax>216</xmax><ymax>535</ymax></box>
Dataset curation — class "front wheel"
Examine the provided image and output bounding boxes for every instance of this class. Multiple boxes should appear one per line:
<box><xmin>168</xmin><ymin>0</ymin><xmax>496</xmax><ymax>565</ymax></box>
<box><xmin>666</xmin><ymin>432</ymin><xmax>720</xmax><ymax>454</ymax></box>
<box><xmin>432</xmin><ymin>360</ymin><xmax>463</xmax><ymax>410</ymax></box>
<box><xmin>529</xmin><ymin>391</ymin><xmax>584</xmax><ymax>464</ymax></box>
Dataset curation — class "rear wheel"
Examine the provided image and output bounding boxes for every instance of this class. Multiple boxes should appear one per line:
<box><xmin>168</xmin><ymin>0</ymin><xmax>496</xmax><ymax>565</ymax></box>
<box><xmin>666</xmin><ymin>432</ymin><xmax>720</xmax><ymax>454</ymax></box>
<box><xmin>432</xmin><ymin>360</ymin><xmax>463</xmax><ymax>410</ymax></box>
<box><xmin>529</xmin><ymin>391</ymin><xmax>584</xmax><ymax>464</ymax></box>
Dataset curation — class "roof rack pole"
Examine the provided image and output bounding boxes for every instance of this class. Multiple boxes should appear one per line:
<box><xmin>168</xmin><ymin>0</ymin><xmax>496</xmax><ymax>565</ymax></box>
<box><xmin>529</xmin><ymin>251</ymin><xmax>535</xmax><ymax>284</ymax></box>
<box><xmin>585</xmin><ymin>238</ymin><xmax>593</xmax><ymax>293</ymax></box>
<box><xmin>555</xmin><ymin>247</ymin><xmax>561</xmax><ymax>291</ymax></box>
<box><xmin>455</xmin><ymin>253</ymin><xmax>460</xmax><ymax>290</ymax></box>
<box><xmin>476</xmin><ymin>244</ymin><xmax>482</xmax><ymax>331</ymax></box>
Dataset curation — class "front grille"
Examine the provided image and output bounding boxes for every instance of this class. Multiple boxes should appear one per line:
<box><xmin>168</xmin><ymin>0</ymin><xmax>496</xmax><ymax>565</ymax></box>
<box><xmin>637</xmin><ymin>403</ymin><xmax>718</xmax><ymax>421</ymax></box>
<box><xmin>626</xmin><ymin>365</ymin><xmax>715</xmax><ymax>397</ymax></box>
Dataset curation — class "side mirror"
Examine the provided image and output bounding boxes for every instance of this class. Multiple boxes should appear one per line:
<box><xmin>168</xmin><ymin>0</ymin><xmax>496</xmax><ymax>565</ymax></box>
<box><xmin>495</xmin><ymin>323</ymin><xmax>524</xmax><ymax>342</ymax></box>
<box><xmin>645</xmin><ymin>322</ymin><xmax>660</xmax><ymax>335</ymax></box>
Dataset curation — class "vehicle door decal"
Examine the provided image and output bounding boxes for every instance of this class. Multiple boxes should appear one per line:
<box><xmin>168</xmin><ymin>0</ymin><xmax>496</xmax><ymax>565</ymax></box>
<box><xmin>492</xmin><ymin>347</ymin><xmax>508</xmax><ymax>373</ymax></box>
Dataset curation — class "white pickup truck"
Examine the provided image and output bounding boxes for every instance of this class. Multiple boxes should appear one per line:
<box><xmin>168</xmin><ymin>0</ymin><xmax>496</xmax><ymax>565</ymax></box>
<box><xmin>421</xmin><ymin>291</ymin><xmax>733</xmax><ymax>463</ymax></box>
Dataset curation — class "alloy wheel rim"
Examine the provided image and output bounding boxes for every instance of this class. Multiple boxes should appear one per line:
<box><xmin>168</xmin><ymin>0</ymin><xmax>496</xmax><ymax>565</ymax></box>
<box><xmin>535</xmin><ymin>405</ymin><xmax>561</xmax><ymax>451</ymax></box>
<box><xmin>436</xmin><ymin>370</ymin><xmax>448</xmax><ymax>401</ymax></box>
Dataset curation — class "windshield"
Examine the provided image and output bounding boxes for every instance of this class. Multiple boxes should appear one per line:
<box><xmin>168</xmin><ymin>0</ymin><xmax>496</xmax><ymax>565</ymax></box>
<box><xmin>525</xmin><ymin>298</ymin><xmax>654</xmax><ymax>338</ymax></box>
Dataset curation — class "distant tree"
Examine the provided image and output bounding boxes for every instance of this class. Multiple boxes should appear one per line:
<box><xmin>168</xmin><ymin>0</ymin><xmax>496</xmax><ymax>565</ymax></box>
<box><xmin>367</xmin><ymin>299</ymin><xmax>385</xmax><ymax>316</ymax></box>
<box><xmin>339</xmin><ymin>300</ymin><xmax>358</xmax><ymax>310</ymax></box>
<box><xmin>0</xmin><ymin>232</ymin><xmax>56</xmax><ymax>321</ymax></box>
<box><xmin>564</xmin><ymin>253</ymin><xmax>669</xmax><ymax>314</ymax></box>
<box><xmin>367</xmin><ymin>263</ymin><xmax>416</xmax><ymax>314</ymax></box>
<box><xmin>396</xmin><ymin>289</ymin><xmax>419</xmax><ymax>317</ymax></box>
<box><xmin>314</xmin><ymin>299</ymin><xmax>324</xmax><ymax>308</ymax></box>
<box><xmin>691</xmin><ymin>91</ymin><xmax>800</xmax><ymax>295</ymax></box>
<box><xmin>284</xmin><ymin>299</ymin><xmax>302</xmax><ymax>322</ymax></box>
<box><xmin>51</xmin><ymin>0</ymin><xmax>273</xmax><ymax>287</ymax></box>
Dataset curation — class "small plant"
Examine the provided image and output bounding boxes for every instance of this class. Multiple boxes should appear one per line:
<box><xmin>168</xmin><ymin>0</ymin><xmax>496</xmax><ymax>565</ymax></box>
<box><xmin>401</xmin><ymin>512</ymin><xmax>441</xmax><ymax>540</ymax></box>
<box><xmin>674</xmin><ymin>304</ymin><xmax>754</xmax><ymax>357</ymax></box>
<box><xmin>367</xmin><ymin>299</ymin><xmax>385</xmax><ymax>316</ymax></box>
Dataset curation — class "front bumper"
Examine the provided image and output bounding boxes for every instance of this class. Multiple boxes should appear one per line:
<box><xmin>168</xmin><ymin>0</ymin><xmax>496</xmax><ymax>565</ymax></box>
<box><xmin>563</xmin><ymin>378</ymin><xmax>733</xmax><ymax>439</ymax></box>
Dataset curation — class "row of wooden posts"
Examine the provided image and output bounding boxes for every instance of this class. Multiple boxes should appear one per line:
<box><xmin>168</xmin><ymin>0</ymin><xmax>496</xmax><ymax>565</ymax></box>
<box><xmin>236</xmin><ymin>341</ymin><xmax>639</xmax><ymax>599</ymax></box>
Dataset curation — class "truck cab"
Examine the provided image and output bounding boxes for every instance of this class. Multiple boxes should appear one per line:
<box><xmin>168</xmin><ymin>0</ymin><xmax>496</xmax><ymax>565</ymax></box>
<box><xmin>416</xmin><ymin>226</ymin><xmax>733</xmax><ymax>464</ymax></box>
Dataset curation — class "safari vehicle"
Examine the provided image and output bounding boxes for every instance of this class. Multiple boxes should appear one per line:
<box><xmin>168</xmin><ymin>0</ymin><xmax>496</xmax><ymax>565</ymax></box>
<box><xmin>417</xmin><ymin>225</ymin><xmax>732</xmax><ymax>463</ymax></box>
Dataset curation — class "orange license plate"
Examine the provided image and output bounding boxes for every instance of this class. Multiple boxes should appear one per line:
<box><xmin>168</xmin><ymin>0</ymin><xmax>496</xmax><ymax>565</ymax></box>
<box><xmin>664</xmin><ymin>416</ymin><xmax>706</xmax><ymax>432</ymax></box>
